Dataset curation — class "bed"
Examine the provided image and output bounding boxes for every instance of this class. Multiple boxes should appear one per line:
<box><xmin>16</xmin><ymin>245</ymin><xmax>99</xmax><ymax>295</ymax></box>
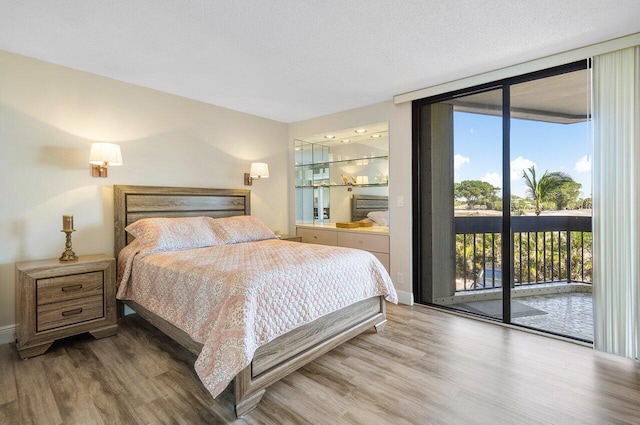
<box><xmin>113</xmin><ymin>185</ymin><xmax>396</xmax><ymax>417</ymax></box>
<box><xmin>351</xmin><ymin>194</ymin><xmax>389</xmax><ymax>222</ymax></box>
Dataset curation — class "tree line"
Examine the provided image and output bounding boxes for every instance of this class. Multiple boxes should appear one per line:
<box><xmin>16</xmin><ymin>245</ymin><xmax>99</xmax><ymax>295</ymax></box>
<box><xmin>454</xmin><ymin>166</ymin><xmax>590</xmax><ymax>215</ymax></box>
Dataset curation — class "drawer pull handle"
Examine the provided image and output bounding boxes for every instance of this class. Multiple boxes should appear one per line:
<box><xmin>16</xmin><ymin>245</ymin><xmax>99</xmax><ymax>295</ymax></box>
<box><xmin>61</xmin><ymin>308</ymin><xmax>83</xmax><ymax>317</ymax></box>
<box><xmin>62</xmin><ymin>284</ymin><xmax>83</xmax><ymax>292</ymax></box>
<box><xmin>313</xmin><ymin>235</ymin><xmax>318</xmax><ymax>239</ymax></box>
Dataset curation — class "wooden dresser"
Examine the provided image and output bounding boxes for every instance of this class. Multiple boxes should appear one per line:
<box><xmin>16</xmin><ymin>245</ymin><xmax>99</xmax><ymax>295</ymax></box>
<box><xmin>15</xmin><ymin>254</ymin><xmax>117</xmax><ymax>359</ymax></box>
<box><xmin>296</xmin><ymin>225</ymin><xmax>390</xmax><ymax>272</ymax></box>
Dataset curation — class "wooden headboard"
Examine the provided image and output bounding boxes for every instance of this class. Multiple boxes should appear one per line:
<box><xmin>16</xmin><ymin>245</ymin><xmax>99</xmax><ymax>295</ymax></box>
<box><xmin>114</xmin><ymin>185</ymin><xmax>251</xmax><ymax>255</ymax></box>
<box><xmin>351</xmin><ymin>194</ymin><xmax>389</xmax><ymax>221</ymax></box>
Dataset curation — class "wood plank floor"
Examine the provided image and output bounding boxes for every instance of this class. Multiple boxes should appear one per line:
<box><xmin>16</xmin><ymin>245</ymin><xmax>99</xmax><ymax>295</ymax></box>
<box><xmin>1</xmin><ymin>303</ymin><xmax>639</xmax><ymax>424</ymax></box>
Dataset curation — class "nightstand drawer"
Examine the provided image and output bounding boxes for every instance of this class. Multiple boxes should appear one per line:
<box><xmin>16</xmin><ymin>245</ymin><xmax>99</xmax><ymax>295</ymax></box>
<box><xmin>37</xmin><ymin>294</ymin><xmax>104</xmax><ymax>332</ymax></box>
<box><xmin>37</xmin><ymin>271</ymin><xmax>103</xmax><ymax>305</ymax></box>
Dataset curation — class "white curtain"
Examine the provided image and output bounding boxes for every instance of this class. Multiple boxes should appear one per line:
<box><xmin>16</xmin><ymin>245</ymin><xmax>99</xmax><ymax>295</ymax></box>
<box><xmin>592</xmin><ymin>46</ymin><xmax>640</xmax><ymax>359</ymax></box>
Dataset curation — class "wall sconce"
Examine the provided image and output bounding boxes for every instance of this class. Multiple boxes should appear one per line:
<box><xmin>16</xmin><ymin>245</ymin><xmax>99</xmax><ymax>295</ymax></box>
<box><xmin>244</xmin><ymin>162</ymin><xmax>269</xmax><ymax>186</ymax></box>
<box><xmin>355</xmin><ymin>176</ymin><xmax>369</xmax><ymax>185</ymax></box>
<box><xmin>89</xmin><ymin>143</ymin><xmax>123</xmax><ymax>177</ymax></box>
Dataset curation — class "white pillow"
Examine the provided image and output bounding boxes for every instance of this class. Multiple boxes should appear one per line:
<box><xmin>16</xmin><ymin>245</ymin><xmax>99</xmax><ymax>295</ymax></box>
<box><xmin>367</xmin><ymin>211</ymin><xmax>389</xmax><ymax>226</ymax></box>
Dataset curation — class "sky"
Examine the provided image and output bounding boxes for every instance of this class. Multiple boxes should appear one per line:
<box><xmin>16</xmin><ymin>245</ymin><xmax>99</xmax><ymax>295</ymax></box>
<box><xmin>453</xmin><ymin>111</ymin><xmax>592</xmax><ymax>198</ymax></box>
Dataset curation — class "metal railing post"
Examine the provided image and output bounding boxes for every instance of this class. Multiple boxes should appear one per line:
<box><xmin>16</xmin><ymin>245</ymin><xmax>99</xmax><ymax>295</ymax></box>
<box><xmin>566</xmin><ymin>231</ymin><xmax>572</xmax><ymax>283</ymax></box>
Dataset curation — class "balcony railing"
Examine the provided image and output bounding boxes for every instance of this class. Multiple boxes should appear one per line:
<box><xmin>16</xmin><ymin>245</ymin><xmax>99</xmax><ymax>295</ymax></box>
<box><xmin>455</xmin><ymin>215</ymin><xmax>592</xmax><ymax>291</ymax></box>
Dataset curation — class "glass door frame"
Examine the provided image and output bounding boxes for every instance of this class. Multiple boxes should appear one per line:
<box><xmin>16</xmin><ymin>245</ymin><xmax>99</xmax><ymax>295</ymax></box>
<box><xmin>412</xmin><ymin>59</ymin><xmax>589</xmax><ymax>326</ymax></box>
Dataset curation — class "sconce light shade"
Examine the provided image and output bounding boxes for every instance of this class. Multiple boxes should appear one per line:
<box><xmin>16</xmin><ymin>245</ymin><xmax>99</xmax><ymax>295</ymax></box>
<box><xmin>244</xmin><ymin>162</ymin><xmax>269</xmax><ymax>186</ymax></box>
<box><xmin>355</xmin><ymin>175</ymin><xmax>369</xmax><ymax>185</ymax></box>
<box><xmin>89</xmin><ymin>143</ymin><xmax>123</xmax><ymax>165</ymax></box>
<box><xmin>89</xmin><ymin>143</ymin><xmax>123</xmax><ymax>177</ymax></box>
<box><xmin>250</xmin><ymin>162</ymin><xmax>269</xmax><ymax>179</ymax></box>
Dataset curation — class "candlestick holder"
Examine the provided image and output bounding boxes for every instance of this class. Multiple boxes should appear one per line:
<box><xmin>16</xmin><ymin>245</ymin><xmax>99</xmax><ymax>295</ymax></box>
<box><xmin>59</xmin><ymin>229</ymin><xmax>78</xmax><ymax>262</ymax></box>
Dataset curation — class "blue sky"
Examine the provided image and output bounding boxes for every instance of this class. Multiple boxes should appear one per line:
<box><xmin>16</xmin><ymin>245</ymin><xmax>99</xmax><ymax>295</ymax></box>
<box><xmin>453</xmin><ymin>111</ymin><xmax>592</xmax><ymax>198</ymax></box>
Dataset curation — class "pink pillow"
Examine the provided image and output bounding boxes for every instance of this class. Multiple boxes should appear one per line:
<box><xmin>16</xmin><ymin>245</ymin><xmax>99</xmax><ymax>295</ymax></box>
<box><xmin>207</xmin><ymin>216</ymin><xmax>277</xmax><ymax>244</ymax></box>
<box><xmin>125</xmin><ymin>216</ymin><xmax>226</xmax><ymax>255</ymax></box>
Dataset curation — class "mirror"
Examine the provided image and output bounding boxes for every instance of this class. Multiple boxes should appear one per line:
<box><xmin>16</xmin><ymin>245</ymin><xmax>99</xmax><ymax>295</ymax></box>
<box><xmin>294</xmin><ymin>122</ymin><xmax>389</xmax><ymax>226</ymax></box>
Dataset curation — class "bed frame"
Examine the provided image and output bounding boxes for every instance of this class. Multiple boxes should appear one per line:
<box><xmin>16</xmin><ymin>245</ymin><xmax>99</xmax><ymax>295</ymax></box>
<box><xmin>351</xmin><ymin>194</ymin><xmax>389</xmax><ymax>221</ymax></box>
<box><xmin>113</xmin><ymin>185</ymin><xmax>387</xmax><ymax>417</ymax></box>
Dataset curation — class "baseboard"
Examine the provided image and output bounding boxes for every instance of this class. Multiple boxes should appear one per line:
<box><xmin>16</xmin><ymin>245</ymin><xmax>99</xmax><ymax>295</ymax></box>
<box><xmin>0</xmin><ymin>324</ymin><xmax>15</xmax><ymax>345</ymax></box>
<box><xmin>396</xmin><ymin>290</ymin><xmax>414</xmax><ymax>306</ymax></box>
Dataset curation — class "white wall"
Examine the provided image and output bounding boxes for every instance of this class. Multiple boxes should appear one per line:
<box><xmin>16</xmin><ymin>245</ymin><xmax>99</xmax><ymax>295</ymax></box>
<box><xmin>0</xmin><ymin>50</ymin><xmax>289</xmax><ymax>330</ymax></box>
<box><xmin>288</xmin><ymin>102</ymin><xmax>413</xmax><ymax>304</ymax></box>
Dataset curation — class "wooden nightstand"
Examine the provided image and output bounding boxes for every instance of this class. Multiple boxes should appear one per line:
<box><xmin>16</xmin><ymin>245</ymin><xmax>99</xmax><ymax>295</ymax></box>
<box><xmin>278</xmin><ymin>234</ymin><xmax>302</xmax><ymax>242</ymax></box>
<box><xmin>15</xmin><ymin>254</ymin><xmax>117</xmax><ymax>359</ymax></box>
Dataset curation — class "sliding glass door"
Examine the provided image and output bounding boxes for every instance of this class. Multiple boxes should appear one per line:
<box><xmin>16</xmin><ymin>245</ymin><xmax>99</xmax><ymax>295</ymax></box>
<box><xmin>508</xmin><ymin>68</ymin><xmax>593</xmax><ymax>340</ymax></box>
<box><xmin>413</xmin><ymin>61</ymin><xmax>592</xmax><ymax>341</ymax></box>
<box><xmin>413</xmin><ymin>87</ymin><xmax>504</xmax><ymax>320</ymax></box>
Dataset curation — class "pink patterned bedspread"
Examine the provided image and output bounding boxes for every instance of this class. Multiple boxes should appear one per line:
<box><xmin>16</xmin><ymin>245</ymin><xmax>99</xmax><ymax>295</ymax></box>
<box><xmin>117</xmin><ymin>239</ymin><xmax>397</xmax><ymax>398</ymax></box>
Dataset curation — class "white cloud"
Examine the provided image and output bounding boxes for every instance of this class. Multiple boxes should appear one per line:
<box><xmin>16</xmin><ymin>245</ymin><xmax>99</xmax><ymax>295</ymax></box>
<box><xmin>510</xmin><ymin>156</ymin><xmax>536</xmax><ymax>180</ymax></box>
<box><xmin>481</xmin><ymin>172</ymin><xmax>501</xmax><ymax>187</ymax></box>
<box><xmin>575</xmin><ymin>155</ymin><xmax>591</xmax><ymax>173</ymax></box>
<box><xmin>454</xmin><ymin>154</ymin><xmax>470</xmax><ymax>170</ymax></box>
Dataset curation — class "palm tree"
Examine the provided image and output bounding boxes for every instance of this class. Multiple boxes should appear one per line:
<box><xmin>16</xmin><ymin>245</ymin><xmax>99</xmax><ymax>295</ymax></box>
<box><xmin>522</xmin><ymin>166</ymin><xmax>572</xmax><ymax>215</ymax></box>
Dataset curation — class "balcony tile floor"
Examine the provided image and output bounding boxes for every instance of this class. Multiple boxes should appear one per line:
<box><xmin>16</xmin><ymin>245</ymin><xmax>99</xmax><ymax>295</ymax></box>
<box><xmin>513</xmin><ymin>292</ymin><xmax>593</xmax><ymax>341</ymax></box>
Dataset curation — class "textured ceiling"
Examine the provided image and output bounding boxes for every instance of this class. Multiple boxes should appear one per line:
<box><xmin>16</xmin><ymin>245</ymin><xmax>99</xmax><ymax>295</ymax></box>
<box><xmin>1</xmin><ymin>1</ymin><xmax>639</xmax><ymax>123</ymax></box>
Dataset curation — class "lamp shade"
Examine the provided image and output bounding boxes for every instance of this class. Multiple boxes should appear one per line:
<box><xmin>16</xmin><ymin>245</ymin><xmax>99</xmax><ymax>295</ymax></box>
<box><xmin>356</xmin><ymin>176</ymin><xmax>369</xmax><ymax>185</ymax></box>
<box><xmin>249</xmin><ymin>162</ymin><xmax>269</xmax><ymax>179</ymax></box>
<box><xmin>89</xmin><ymin>143</ymin><xmax>123</xmax><ymax>166</ymax></box>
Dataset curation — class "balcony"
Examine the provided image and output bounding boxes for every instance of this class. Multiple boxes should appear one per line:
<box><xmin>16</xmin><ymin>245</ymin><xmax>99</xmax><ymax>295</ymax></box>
<box><xmin>452</xmin><ymin>214</ymin><xmax>593</xmax><ymax>341</ymax></box>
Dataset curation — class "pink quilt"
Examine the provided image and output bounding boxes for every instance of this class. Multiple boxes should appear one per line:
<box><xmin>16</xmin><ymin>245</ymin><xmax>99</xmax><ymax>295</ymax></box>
<box><xmin>117</xmin><ymin>239</ymin><xmax>397</xmax><ymax>398</ymax></box>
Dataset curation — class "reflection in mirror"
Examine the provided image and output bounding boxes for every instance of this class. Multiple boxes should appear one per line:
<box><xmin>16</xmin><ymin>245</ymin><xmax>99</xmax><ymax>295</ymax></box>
<box><xmin>294</xmin><ymin>122</ymin><xmax>389</xmax><ymax>226</ymax></box>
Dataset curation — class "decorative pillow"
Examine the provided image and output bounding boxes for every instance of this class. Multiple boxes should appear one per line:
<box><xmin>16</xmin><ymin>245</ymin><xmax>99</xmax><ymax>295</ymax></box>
<box><xmin>207</xmin><ymin>215</ymin><xmax>277</xmax><ymax>244</ymax></box>
<box><xmin>367</xmin><ymin>211</ymin><xmax>389</xmax><ymax>227</ymax></box>
<box><xmin>125</xmin><ymin>216</ymin><xmax>226</xmax><ymax>256</ymax></box>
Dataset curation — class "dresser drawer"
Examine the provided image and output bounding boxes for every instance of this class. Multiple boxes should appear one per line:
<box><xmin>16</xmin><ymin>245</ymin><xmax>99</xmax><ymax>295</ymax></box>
<box><xmin>371</xmin><ymin>252</ymin><xmax>390</xmax><ymax>272</ymax></box>
<box><xmin>37</xmin><ymin>271</ymin><xmax>103</xmax><ymax>305</ymax></box>
<box><xmin>37</xmin><ymin>294</ymin><xmax>104</xmax><ymax>332</ymax></box>
<box><xmin>337</xmin><ymin>232</ymin><xmax>389</xmax><ymax>254</ymax></box>
<box><xmin>297</xmin><ymin>228</ymin><xmax>337</xmax><ymax>246</ymax></box>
